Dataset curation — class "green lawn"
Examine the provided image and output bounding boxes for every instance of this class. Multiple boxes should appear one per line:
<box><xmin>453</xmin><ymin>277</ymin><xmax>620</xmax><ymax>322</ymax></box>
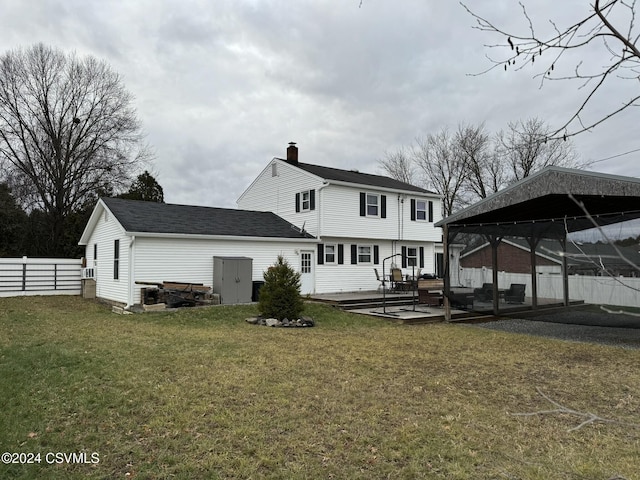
<box><xmin>1</xmin><ymin>296</ymin><xmax>638</xmax><ymax>479</ymax></box>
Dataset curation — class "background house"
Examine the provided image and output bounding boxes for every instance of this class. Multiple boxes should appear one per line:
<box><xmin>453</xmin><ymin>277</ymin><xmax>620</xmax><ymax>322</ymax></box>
<box><xmin>461</xmin><ymin>237</ymin><xmax>640</xmax><ymax>277</ymax></box>
<box><xmin>237</xmin><ymin>143</ymin><xmax>443</xmax><ymax>293</ymax></box>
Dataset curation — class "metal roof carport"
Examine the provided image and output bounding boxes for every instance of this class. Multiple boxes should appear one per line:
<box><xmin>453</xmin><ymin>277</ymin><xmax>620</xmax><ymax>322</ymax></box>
<box><xmin>435</xmin><ymin>166</ymin><xmax>640</xmax><ymax>320</ymax></box>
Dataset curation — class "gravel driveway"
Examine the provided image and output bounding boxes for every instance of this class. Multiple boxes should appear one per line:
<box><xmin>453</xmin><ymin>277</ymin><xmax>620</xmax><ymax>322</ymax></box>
<box><xmin>468</xmin><ymin>308</ymin><xmax>640</xmax><ymax>350</ymax></box>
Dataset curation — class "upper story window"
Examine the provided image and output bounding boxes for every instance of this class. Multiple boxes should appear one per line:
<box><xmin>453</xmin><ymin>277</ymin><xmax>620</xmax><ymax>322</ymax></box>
<box><xmin>366</xmin><ymin>194</ymin><xmax>379</xmax><ymax>216</ymax></box>
<box><xmin>359</xmin><ymin>192</ymin><xmax>387</xmax><ymax>218</ymax></box>
<box><xmin>302</xmin><ymin>191</ymin><xmax>311</xmax><ymax>211</ymax></box>
<box><xmin>271</xmin><ymin>162</ymin><xmax>278</xmax><ymax>177</ymax></box>
<box><xmin>295</xmin><ymin>189</ymin><xmax>315</xmax><ymax>212</ymax></box>
<box><xmin>415</xmin><ymin>201</ymin><xmax>427</xmax><ymax>221</ymax></box>
<box><xmin>411</xmin><ymin>199</ymin><xmax>433</xmax><ymax>222</ymax></box>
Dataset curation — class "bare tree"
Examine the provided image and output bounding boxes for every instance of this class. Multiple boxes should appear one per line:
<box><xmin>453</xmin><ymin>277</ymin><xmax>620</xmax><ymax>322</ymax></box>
<box><xmin>496</xmin><ymin>118</ymin><xmax>580</xmax><ymax>181</ymax></box>
<box><xmin>413</xmin><ymin>129</ymin><xmax>469</xmax><ymax>217</ymax></box>
<box><xmin>0</xmin><ymin>44</ymin><xmax>149</xmax><ymax>256</ymax></box>
<box><xmin>462</xmin><ymin>0</ymin><xmax>640</xmax><ymax>138</ymax></box>
<box><xmin>455</xmin><ymin>123</ymin><xmax>504</xmax><ymax>200</ymax></box>
<box><xmin>380</xmin><ymin>119</ymin><xmax>578</xmax><ymax>215</ymax></box>
<box><xmin>379</xmin><ymin>147</ymin><xmax>416</xmax><ymax>185</ymax></box>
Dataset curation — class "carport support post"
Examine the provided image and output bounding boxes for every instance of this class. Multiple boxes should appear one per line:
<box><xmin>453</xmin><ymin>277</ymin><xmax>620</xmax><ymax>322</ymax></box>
<box><xmin>443</xmin><ymin>224</ymin><xmax>451</xmax><ymax>322</ymax></box>
<box><xmin>527</xmin><ymin>236</ymin><xmax>541</xmax><ymax>309</ymax></box>
<box><xmin>561</xmin><ymin>235</ymin><xmax>570</xmax><ymax>307</ymax></box>
<box><xmin>489</xmin><ymin>235</ymin><xmax>502</xmax><ymax>316</ymax></box>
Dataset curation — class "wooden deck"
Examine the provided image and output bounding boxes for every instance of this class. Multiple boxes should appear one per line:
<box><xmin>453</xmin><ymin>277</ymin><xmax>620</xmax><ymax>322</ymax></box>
<box><xmin>309</xmin><ymin>290</ymin><xmax>584</xmax><ymax>325</ymax></box>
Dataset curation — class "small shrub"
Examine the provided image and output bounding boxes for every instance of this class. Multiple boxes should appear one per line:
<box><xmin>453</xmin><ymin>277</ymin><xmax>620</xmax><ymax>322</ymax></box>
<box><xmin>258</xmin><ymin>255</ymin><xmax>304</xmax><ymax>320</ymax></box>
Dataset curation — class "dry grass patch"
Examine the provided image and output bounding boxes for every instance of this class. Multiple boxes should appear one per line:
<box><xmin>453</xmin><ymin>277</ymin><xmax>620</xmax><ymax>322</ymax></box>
<box><xmin>0</xmin><ymin>296</ymin><xmax>639</xmax><ymax>479</ymax></box>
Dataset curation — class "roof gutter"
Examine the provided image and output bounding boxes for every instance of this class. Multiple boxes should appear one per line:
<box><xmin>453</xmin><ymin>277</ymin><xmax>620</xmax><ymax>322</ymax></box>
<box><xmin>121</xmin><ymin>232</ymin><xmax>317</xmax><ymax>242</ymax></box>
<box><xmin>322</xmin><ymin>179</ymin><xmax>441</xmax><ymax>198</ymax></box>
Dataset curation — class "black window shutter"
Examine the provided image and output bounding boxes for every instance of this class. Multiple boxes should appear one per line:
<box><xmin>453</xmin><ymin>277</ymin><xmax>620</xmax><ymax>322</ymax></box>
<box><xmin>317</xmin><ymin>244</ymin><xmax>324</xmax><ymax>265</ymax></box>
<box><xmin>338</xmin><ymin>244</ymin><xmax>344</xmax><ymax>265</ymax></box>
<box><xmin>310</xmin><ymin>189</ymin><xmax>316</xmax><ymax>210</ymax></box>
<box><xmin>359</xmin><ymin>192</ymin><xmax>366</xmax><ymax>216</ymax></box>
<box><xmin>295</xmin><ymin>193</ymin><xmax>300</xmax><ymax>212</ymax></box>
<box><xmin>401</xmin><ymin>246</ymin><xmax>407</xmax><ymax>268</ymax></box>
<box><xmin>381</xmin><ymin>195</ymin><xmax>387</xmax><ymax>218</ymax></box>
<box><xmin>373</xmin><ymin>245</ymin><xmax>379</xmax><ymax>265</ymax></box>
<box><xmin>351</xmin><ymin>244</ymin><xmax>358</xmax><ymax>264</ymax></box>
<box><xmin>410</xmin><ymin>199</ymin><xmax>416</xmax><ymax>221</ymax></box>
<box><xmin>419</xmin><ymin>247</ymin><xmax>425</xmax><ymax>268</ymax></box>
<box><xmin>428</xmin><ymin>201</ymin><xmax>433</xmax><ymax>222</ymax></box>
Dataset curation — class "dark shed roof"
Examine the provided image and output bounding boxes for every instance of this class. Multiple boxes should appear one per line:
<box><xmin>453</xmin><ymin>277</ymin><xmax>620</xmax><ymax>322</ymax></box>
<box><xmin>278</xmin><ymin>160</ymin><xmax>434</xmax><ymax>194</ymax></box>
<box><xmin>102</xmin><ymin>197</ymin><xmax>315</xmax><ymax>239</ymax></box>
<box><xmin>435</xmin><ymin>167</ymin><xmax>640</xmax><ymax>239</ymax></box>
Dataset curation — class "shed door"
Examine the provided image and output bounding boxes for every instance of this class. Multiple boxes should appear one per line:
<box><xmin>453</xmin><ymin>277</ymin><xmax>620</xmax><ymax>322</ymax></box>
<box><xmin>300</xmin><ymin>250</ymin><xmax>314</xmax><ymax>295</ymax></box>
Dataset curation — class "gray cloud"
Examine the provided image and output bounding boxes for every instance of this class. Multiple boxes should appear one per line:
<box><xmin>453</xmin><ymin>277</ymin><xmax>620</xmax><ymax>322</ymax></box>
<box><xmin>1</xmin><ymin>0</ymin><xmax>638</xmax><ymax>216</ymax></box>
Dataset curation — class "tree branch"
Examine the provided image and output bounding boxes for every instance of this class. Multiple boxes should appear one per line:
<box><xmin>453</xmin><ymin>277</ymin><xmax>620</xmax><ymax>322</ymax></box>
<box><xmin>511</xmin><ymin>387</ymin><xmax>640</xmax><ymax>432</ymax></box>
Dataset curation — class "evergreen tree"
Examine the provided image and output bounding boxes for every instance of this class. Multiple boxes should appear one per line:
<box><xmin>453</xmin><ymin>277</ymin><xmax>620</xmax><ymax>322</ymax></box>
<box><xmin>258</xmin><ymin>256</ymin><xmax>304</xmax><ymax>320</ymax></box>
<box><xmin>0</xmin><ymin>183</ymin><xmax>27</xmax><ymax>256</ymax></box>
<box><xmin>118</xmin><ymin>170</ymin><xmax>164</xmax><ymax>203</ymax></box>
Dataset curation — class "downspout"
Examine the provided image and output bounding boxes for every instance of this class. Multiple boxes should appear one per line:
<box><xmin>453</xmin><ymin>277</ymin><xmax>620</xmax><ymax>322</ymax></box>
<box><xmin>317</xmin><ymin>181</ymin><xmax>329</xmax><ymax>240</ymax></box>
<box><xmin>127</xmin><ymin>235</ymin><xmax>136</xmax><ymax>309</ymax></box>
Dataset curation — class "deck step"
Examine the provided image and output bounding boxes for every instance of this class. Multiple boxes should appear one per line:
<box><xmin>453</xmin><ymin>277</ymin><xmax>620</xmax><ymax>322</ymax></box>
<box><xmin>338</xmin><ymin>298</ymin><xmax>419</xmax><ymax>310</ymax></box>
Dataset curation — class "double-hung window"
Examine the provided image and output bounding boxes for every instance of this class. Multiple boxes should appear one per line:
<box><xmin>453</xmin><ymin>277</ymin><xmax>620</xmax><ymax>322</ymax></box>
<box><xmin>359</xmin><ymin>192</ymin><xmax>386</xmax><ymax>218</ymax></box>
<box><xmin>406</xmin><ymin>247</ymin><xmax>418</xmax><ymax>267</ymax></box>
<box><xmin>301</xmin><ymin>191</ymin><xmax>311</xmax><ymax>211</ymax></box>
<box><xmin>366</xmin><ymin>194</ymin><xmax>379</xmax><ymax>217</ymax></box>
<box><xmin>415</xmin><ymin>201</ymin><xmax>427</xmax><ymax>221</ymax></box>
<box><xmin>358</xmin><ymin>245</ymin><xmax>372</xmax><ymax>264</ymax></box>
<box><xmin>295</xmin><ymin>189</ymin><xmax>315</xmax><ymax>212</ymax></box>
<box><xmin>411</xmin><ymin>198</ymin><xmax>433</xmax><ymax>222</ymax></box>
<box><xmin>325</xmin><ymin>244</ymin><xmax>336</xmax><ymax>264</ymax></box>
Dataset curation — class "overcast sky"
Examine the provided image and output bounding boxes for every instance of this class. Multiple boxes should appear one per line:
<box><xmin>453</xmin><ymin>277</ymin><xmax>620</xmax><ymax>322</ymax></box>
<box><xmin>2</xmin><ymin>0</ymin><xmax>639</xmax><ymax>229</ymax></box>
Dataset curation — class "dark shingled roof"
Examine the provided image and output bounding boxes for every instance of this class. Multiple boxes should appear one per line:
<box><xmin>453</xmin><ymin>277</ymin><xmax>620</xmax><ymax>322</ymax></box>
<box><xmin>436</xmin><ymin>166</ymin><xmax>640</xmax><ymax>239</ymax></box>
<box><xmin>102</xmin><ymin>197</ymin><xmax>315</xmax><ymax>239</ymax></box>
<box><xmin>278</xmin><ymin>160</ymin><xmax>434</xmax><ymax>194</ymax></box>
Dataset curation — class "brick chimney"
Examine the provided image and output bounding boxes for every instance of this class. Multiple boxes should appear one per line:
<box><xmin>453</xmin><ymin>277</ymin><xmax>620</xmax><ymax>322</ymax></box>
<box><xmin>286</xmin><ymin>142</ymin><xmax>298</xmax><ymax>165</ymax></box>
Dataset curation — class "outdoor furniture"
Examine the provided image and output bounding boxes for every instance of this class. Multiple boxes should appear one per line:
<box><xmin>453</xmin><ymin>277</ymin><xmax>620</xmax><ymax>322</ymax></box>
<box><xmin>390</xmin><ymin>268</ymin><xmax>408</xmax><ymax>292</ymax></box>
<box><xmin>473</xmin><ymin>283</ymin><xmax>494</xmax><ymax>302</ymax></box>
<box><xmin>374</xmin><ymin>268</ymin><xmax>387</xmax><ymax>292</ymax></box>
<box><xmin>504</xmin><ymin>283</ymin><xmax>526</xmax><ymax>303</ymax></box>
<box><xmin>418</xmin><ymin>278</ymin><xmax>444</xmax><ymax>306</ymax></box>
<box><xmin>446</xmin><ymin>289</ymin><xmax>474</xmax><ymax>309</ymax></box>
<box><xmin>474</xmin><ymin>283</ymin><xmax>508</xmax><ymax>303</ymax></box>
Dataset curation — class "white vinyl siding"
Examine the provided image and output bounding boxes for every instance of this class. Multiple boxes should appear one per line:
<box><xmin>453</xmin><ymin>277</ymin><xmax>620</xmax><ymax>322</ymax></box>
<box><xmin>84</xmin><ymin>207</ymin><xmax>129</xmax><ymax>304</ymax></box>
<box><xmin>131</xmin><ymin>237</ymin><xmax>310</xmax><ymax>305</ymax></box>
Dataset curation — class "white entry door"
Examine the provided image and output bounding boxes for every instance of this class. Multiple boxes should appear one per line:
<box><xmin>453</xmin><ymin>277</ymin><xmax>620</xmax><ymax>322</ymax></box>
<box><xmin>300</xmin><ymin>250</ymin><xmax>314</xmax><ymax>295</ymax></box>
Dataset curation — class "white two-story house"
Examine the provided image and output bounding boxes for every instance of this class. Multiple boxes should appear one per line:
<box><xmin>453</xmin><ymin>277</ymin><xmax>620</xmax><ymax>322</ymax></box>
<box><xmin>238</xmin><ymin>143</ymin><xmax>443</xmax><ymax>294</ymax></box>
<box><xmin>79</xmin><ymin>143</ymin><xmax>443</xmax><ymax>307</ymax></box>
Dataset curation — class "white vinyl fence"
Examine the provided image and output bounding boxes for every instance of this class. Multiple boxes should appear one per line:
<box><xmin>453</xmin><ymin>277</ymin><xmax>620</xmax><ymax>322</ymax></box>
<box><xmin>460</xmin><ymin>267</ymin><xmax>640</xmax><ymax>308</ymax></box>
<box><xmin>0</xmin><ymin>257</ymin><xmax>82</xmax><ymax>297</ymax></box>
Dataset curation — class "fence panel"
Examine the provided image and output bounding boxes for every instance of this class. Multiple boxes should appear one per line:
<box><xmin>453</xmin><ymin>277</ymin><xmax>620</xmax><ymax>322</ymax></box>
<box><xmin>460</xmin><ymin>267</ymin><xmax>640</xmax><ymax>308</ymax></box>
<box><xmin>0</xmin><ymin>257</ymin><xmax>82</xmax><ymax>297</ymax></box>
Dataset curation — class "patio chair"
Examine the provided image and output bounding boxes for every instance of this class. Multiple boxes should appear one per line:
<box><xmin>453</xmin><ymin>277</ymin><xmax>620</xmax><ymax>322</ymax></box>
<box><xmin>504</xmin><ymin>284</ymin><xmax>526</xmax><ymax>303</ymax></box>
<box><xmin>390</xmin><ymin>268</ymin><xmax>407</xmax><ymax>292</ymax></box>
<box><xmin>473</xmin><ymin>283</ymin><xmax>493</xmax><ymax>302</ymax></box>
<box><xmin>374</xmin><ymin>268</ymin><xmax>386</xmax><ymax>292</ymax></box>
